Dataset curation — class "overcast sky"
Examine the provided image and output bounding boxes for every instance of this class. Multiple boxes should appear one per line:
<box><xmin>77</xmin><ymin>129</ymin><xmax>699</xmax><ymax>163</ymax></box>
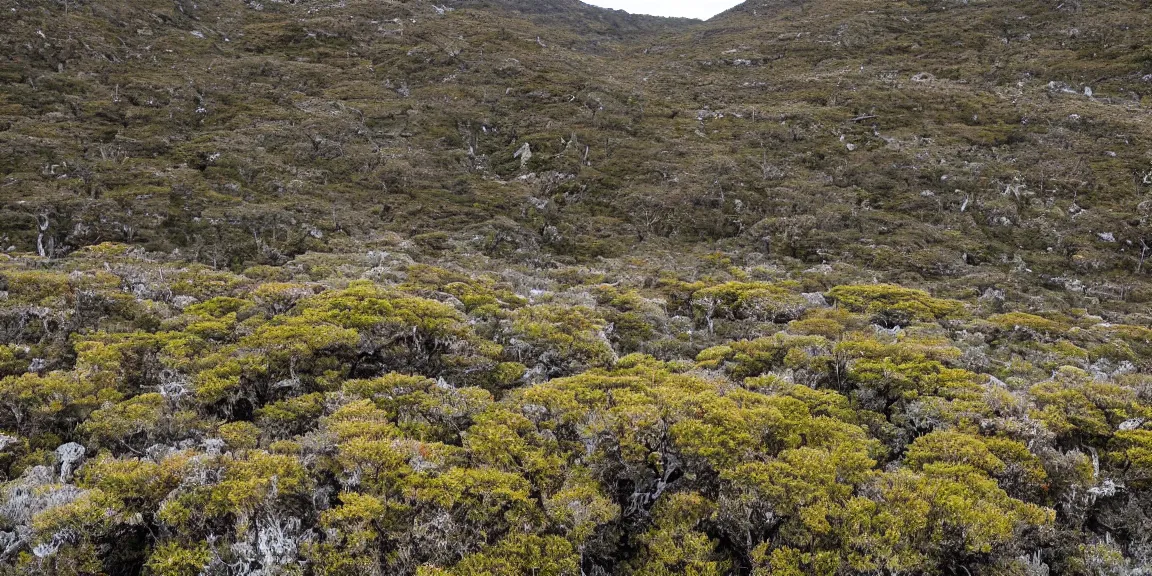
<box><xmin>582</xmin><ymin>0</ymin><xmax>746</xmax><ymax>20</ymax></box>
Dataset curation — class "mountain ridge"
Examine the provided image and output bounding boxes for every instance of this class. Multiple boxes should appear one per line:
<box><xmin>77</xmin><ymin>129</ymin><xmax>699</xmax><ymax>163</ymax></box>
<box><xmin>1</xmin><ymin>0</ymin><xmax>1150</xmax><ymax>303</ymax></box>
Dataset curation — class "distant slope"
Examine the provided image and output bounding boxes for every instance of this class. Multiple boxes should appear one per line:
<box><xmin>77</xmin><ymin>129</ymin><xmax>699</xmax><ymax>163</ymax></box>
<box><xmin>0</xmin><ymin>0</ymin><xmax>1150</xmax><ymax>309</ymax></box>
<box><xmin>452</xmin><ymin>0</ymin><xmax>697</xmax><ymax>38</ymax></box>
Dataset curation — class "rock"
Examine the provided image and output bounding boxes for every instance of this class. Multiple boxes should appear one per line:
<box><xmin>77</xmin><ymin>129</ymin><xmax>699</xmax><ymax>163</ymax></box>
<box><xmin>801</xmin><ymin>293</ymin><xmax>829</xmax><ymax>307</ymax></box>
<box><xmin>146</xmin><ymin>444</ymin><xmax>176</xmax><ymax>462</ymax></box>
<box><xmin>54</xmin><ymin>443</ymin><xmax>86</xmax><ymax>482</ymax></box>
<box><xmin>521</xmin><ymin>404</ymin><xmax>548</xmax><ymax>420</ymax></box>
<box><xmin>171</xmin><ymin>295</ymin><xmax>198</xmax><ymax>310</ymax></box>
<box><xmin>979</xmin><ymin>287</ymin><xmax>1005</xmax><ymax>302</ymax></box>
<box><xmin>1119</xmin><ymin>418</ymin><xmax>1146</xmax><ymax>431</ymax></box>
<box><xmin>513</xmin><ymin>142</ymin><xmax>532</xmax><ymax>169</ymax></box>
<box><xmin>1059</xmin><ymin>277</ymin><xmax>1085</xmax><ymax>293</ymax></box>
<box><xmin>1046</xmin><ymin>81</ymin><xmax>1079</xmax><ymax>94</ymax></box>
<box><xmin>1114</xmin><ymin>360</ymin><xmax>1137</xmax><ymax>377</ymax></box>
<box><xmin>1090</xmin><ymin>359</ymin><xmax>1114</xmax><ymax>381</ymax></box>
<box><xmin>202</xmin><ymin>438</ymin><xmax>227</xmax><ymax>456</ymax></box>
<box><xmin>0</xmin><ymin>434</ymin><xmax>19</xmax><ymax>451</ymax></box>
<box><xmin>1089</xmin><ymin>359</ymin><xmax>1135</xmax><ymax>381</ymax></box>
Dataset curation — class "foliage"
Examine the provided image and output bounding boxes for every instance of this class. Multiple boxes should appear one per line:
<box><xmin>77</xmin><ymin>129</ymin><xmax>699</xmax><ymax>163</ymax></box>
<box><xmin>0</xmin><ymin>0</ymin><xmax>1151</xmax><ymax>573</ymax></box>
<box><xmin>828</xmin><ymin>284</ymin><xmax>965</xmax><ymax>326</ymax></box>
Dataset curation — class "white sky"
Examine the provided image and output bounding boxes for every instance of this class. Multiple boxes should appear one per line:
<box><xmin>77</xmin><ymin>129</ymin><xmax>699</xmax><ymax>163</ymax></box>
<box><xmin>581</xmin><ymin>0</ymin><xmax>746</xmax><ymax>20</ymax></box>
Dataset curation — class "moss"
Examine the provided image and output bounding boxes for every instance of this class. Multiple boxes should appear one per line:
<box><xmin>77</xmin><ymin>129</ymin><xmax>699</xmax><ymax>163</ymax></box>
<box><xmin>989</xmin><ymin>312</ymin><xmax>1070</xmax><ymax>338</ymax></box>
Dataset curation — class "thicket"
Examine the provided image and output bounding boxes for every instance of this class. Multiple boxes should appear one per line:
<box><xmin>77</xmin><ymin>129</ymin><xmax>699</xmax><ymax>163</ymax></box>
<box><xmin>0</xmin><ymin>245</ymin><xmax>1148</xmax><ymax>575</ymax></box>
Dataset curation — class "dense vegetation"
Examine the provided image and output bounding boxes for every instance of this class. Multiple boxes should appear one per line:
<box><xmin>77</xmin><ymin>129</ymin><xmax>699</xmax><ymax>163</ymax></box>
<box><xmin>0</xmin><ymin>0</ymin><xmax>1151</xmax><ymax>574</ymax></box>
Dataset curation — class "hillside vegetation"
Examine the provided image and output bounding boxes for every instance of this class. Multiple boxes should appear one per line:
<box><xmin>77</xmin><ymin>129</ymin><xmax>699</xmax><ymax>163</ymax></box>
<box><xmin>0</xmin><ymin>0</ymin><xmax>1151</xmax><ymax>575</ymax></box>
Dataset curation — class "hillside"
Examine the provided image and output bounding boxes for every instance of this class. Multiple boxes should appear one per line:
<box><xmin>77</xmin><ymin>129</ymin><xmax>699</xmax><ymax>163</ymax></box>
<box><xmin>0</xmin><ymin>0</ymin><xmax>1151</xmax><ymax>575</ymax></box>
